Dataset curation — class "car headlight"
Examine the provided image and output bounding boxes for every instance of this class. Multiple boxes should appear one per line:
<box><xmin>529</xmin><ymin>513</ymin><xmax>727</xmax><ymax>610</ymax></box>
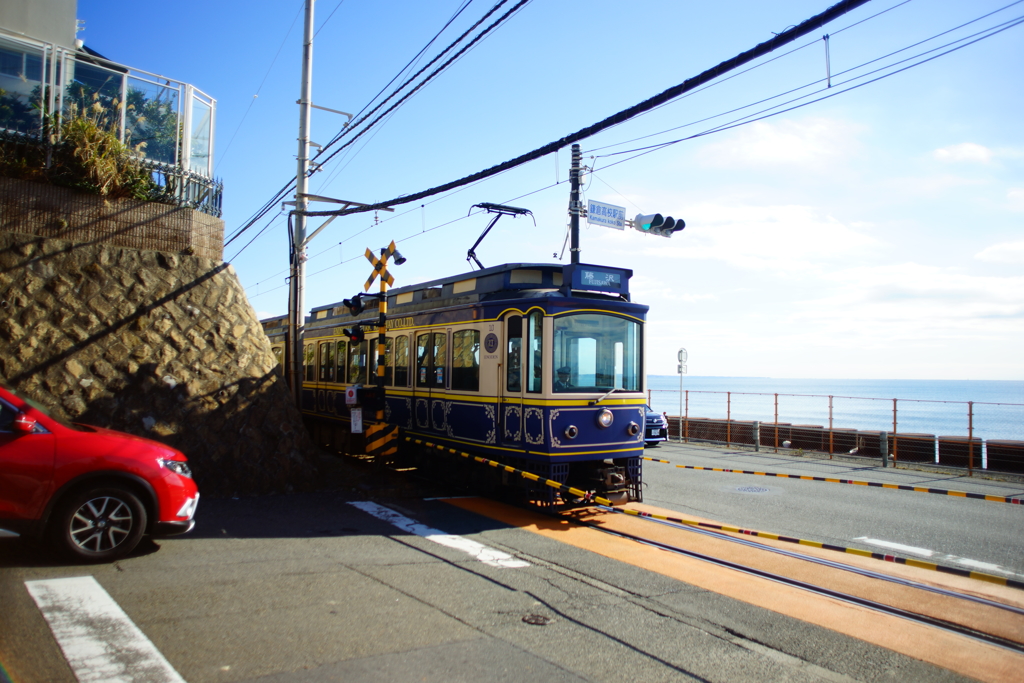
<box><xmin>160</xmin><ymin>458</ymin><xmax>193</xmax><ymax>479</ymax></box>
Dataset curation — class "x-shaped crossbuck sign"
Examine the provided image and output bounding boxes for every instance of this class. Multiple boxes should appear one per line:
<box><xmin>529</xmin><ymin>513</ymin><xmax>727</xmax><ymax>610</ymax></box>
<box><xmin>364</xmin><ymin>241</ymin><xmax>397</xmax><ymax>291</ymax></box>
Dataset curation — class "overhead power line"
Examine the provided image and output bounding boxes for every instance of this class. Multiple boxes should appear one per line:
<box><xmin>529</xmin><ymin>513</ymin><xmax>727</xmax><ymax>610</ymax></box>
<box><xmin>311</xmin><ymin>0</ymin><xmax>530</xmax><ymax>171</ymax></box>
<box><xmin>300</xmin><ymin>0</ymin><xmax>873</xmax><ymax>221</ymax></box>
<box><xmin>226</xmin><ymin>0</ymin><xmax>512</xmax><ymax>250</ymax></box>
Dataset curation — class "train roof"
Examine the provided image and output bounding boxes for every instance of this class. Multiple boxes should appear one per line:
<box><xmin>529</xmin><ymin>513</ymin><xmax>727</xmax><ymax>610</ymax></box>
<box><xmin>294</xmin><ymin>262</ymin><xmax>638</xmax><ymax>331</ymax></box>
<box><xmin>308</xmin><ymin>262</ymin><xmax>636</xmax><ymax>321</ymax></box>
<box><xmin>258</xmin><ymin>263</ymin><xmax>643</xmax><ymax>331</ymax></box>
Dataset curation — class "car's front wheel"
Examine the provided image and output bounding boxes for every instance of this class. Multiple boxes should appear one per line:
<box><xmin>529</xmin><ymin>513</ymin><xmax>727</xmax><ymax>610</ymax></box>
<box><xmin>50</xmin><ymin>487</ymin><xmax>147</xmax><ymax>563</ymax></box>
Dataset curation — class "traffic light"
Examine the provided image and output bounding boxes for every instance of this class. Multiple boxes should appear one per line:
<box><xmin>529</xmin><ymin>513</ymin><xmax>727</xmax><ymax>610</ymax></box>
<box><xmin>343</xmin><ymin>324</ymin><xmax>365</xmax><ymax>343</ymax></box>
<box><xmin>632</xmin><ymin>213</ymin><xmax>685</xmax><ymax>237</ymax></box>
<box><xmin>343</xmin><ymin>295</ymin><xmax>364</xmax><ymax>316</ymax></box>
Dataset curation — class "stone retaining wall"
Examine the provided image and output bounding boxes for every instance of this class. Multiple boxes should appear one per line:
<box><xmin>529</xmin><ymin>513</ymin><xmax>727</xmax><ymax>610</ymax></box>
<box><xmin>0</xmin><ymin>230</ymin><xmax>318</xmax><ymax>496</ymax></box>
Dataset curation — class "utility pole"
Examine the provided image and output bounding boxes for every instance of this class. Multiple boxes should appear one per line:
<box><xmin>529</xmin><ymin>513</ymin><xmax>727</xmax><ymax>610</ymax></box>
<box><xmin>568</xmin><ymin>143</ymin><xmax>581</xmax><ymax>264</ymax></box>
<box><xmin>289</xmin><ymin>0</ymin><xmax>315</xmax><ymax>406</ymax></box>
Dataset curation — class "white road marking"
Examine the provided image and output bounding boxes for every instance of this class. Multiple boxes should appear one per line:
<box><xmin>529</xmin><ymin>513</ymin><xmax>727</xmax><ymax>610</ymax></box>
<box><xmin>349</xmin><ymin>501</ymin><xmax>529</xmax><ymax>568</ymax></box>
<box><xmin>25</xmin><ymin>576</ymin><xmax>186</xmax><ymax>683</ymax></box>
<box><xmin>853</xmin><ymin>537</ymin><xmax>1024</xmax><ymax>580</ymax></box>
<box><xmin>853</xmin><ymin>538</ymin><xmax>934</xmax><ymax>557</ymax></box>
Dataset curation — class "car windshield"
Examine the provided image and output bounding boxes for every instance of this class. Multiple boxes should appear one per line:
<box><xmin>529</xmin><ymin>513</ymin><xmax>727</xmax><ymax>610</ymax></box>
<box><xmin>551</xmin><ymin>313</ymin><xmax>641</xmax><ymax>393</ymax></box>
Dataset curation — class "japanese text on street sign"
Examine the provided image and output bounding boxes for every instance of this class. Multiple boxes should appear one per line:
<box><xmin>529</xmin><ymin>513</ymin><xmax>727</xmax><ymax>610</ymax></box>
<box><xmin>587</xmin><ymin>201</ymin><xmax>626</xmax><ymax>230</ymax></box>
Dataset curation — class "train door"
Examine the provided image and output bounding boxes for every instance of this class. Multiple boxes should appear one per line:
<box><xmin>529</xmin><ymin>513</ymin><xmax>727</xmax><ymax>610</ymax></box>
<box><xmin>500</xmin><ymin>312</ymin><xmax>542</xmax><ymax>452</ymax></box>
<box><xmin>413</xmin><ymin>329</ymin><xmax>448</xmax><ymax>435</ymax></box>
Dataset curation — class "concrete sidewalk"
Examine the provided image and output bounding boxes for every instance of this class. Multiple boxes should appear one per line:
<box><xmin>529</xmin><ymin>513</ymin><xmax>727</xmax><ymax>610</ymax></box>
<box><xmin>644</xmin><ymin>439</ymin><xmax>1024</xmax><ymax>499</ymax></box>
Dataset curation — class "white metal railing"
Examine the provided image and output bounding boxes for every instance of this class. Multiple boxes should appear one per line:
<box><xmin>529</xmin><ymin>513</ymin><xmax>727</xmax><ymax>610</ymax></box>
<box><xmin>0</xmin><ymin>27</ymin><xmax>217</xmax><ymax>184</ymax></box>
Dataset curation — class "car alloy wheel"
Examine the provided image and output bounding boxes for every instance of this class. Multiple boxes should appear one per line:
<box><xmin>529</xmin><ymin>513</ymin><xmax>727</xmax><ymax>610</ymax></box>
<box><xmin>52</xmin><ymin>487</ymin><xmax>147</xmax><ymax>563</ymax></box>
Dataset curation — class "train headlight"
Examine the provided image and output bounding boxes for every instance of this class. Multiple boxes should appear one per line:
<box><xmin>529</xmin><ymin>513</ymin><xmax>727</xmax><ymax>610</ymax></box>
<box><xmin>564</xmin><ymin>425</ymin><xmax>579</xmax><ymax>439</ymax></box>
<box><xmin>627</xmin><ymin>422</ymin><xmax>640</xmax><ymax>436</ymax></box>
<box><xmin>596</xmin><ymin>409</ymin><xmax>614</xmax><ymax>429</ymax></box>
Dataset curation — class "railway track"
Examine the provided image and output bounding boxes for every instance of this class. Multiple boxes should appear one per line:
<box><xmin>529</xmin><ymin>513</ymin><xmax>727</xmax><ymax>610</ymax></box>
<box><xmin>577</xmin><ymin>503</ymin><xmax>1024</xmax><ymax>654</ymax></box>
<box><xmin>351</xmin><ymin>440</ymin><xmax>1024</xmax><ymax>654</ymax></box>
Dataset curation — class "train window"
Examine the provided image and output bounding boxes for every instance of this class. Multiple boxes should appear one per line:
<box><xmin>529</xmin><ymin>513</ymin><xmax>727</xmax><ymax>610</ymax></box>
<box><xmin>416</xmin><ymin>334</ymin><xmax>430</xmax><ymax>387</ymax></box>
<box><xmin>347</xmin><ymin>340</ymin><xmax>368</xmax><ymax>384</ymax></box>
<box><xmin>318</xmin><ymin>341</ymin><xmax>335</xmax><ymax>382</ymax></box>
<box><xmin>303</xmin><ymin>344</ymin><xmax>315</xmax><ymax>382</ymax></box>
<box><xmin>552</xmin><ymin>313</ymin><xmax>641</xmax><ymax>392</ymax></box>
<box><xmin>335</xmin><ymin>340</ymin><xmax>347</xmax><ymax>382</ymax></box>
<box><xmin>526</xmin><ymin>311</ymin><xmax>543</xmax><ymax>394</ymax></box>
<box><xmin>394</xmin><ymin>335</ymin><xmax>409</xmax><ymax>386</ymax></box>
<box><xmin>383</xmin><ymin>337</ymin><xmax>394</xmax><ymax>386</ymax></box>
<box><xmin>506</xmin><ymin>315</ymin><xmax>522</xmax><ymax>392</ymax></box>
<box><xmin>368</xmin><ymin>337</ymin><xmax>393</xmax><ymax>385</ymax></box>
<box><xmin>271</xmin><ymin>345</ymin><xmax>284</xmax><ymax>369</ymax></box>
<box><xmin>415</xmin><ymin>332</ymin><xmax>448</xmax><ymax>388</ymax></box>
<box><xmin>432</xmin><ymin>332</ymin><xmax>447</xmax><ymax>388</ymax></box>
<box><xmin>451</xmin><ymin>329</ymin><xmax>480</xmax><ymax>391</ymax></box>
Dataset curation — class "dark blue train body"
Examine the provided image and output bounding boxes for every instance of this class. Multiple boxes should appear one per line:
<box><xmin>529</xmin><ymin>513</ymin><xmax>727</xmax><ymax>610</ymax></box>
<box><xmin>264</xmin><ymin>262</ymin><xmax>649</xmax><ymax>504</ymax></box>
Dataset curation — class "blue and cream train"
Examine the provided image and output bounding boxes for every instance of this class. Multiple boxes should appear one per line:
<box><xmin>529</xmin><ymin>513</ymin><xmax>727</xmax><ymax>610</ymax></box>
<box><xmin>262</xmin><ymin>262</ymin><xmax>649</xmax><ymax>504</ymax></box>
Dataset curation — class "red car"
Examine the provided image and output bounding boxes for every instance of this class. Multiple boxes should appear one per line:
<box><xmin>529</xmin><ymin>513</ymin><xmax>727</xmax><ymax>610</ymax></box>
<box><xmin>0</xmin><ymin>384</ymin><xmax>198</xmax><ymax>562</ymax></box>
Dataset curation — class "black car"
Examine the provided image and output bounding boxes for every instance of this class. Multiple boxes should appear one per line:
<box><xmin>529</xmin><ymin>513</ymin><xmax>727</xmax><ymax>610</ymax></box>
<box><xmin>644</xmin><ymin>405</ymin><xmax>668</xmax><ymax>446</ymax></box>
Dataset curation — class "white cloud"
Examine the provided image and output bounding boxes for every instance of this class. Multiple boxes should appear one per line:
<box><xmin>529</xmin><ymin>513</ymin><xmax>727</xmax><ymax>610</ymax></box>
<box><xmin>632</xmin><ymin>203</ymin><xmax>880</xmax><ymax>273</ymax></box>
<box><xmin>787</xmin><ymin>264</ymin><xmax>1024</xmax><ymax>343</ymax></box>
<box><xmin>886</xmin><ymin>173</ymin><xmax>985</xmax><ymax>197</ymax></box>
<box><xmin>642</xmin><ymin>262</ymin><xmax>1024</xmax><ymax>378</ymax></box>
<box><xmin>933</xmin><ymin>143</ymin><xmax>993</xmax><ymax>163</ymax></box>
<box><xmin>695</xmin><ymin>118</ymin><xmax>863</xmax><ymax>169</ymax></box>
<box><xmin>1008</xmin><ymin>188</ymin><xmax>1024</xmax><ymax>212</ymax></box>
<box><xmin>975</xmin><ymin>240</ymin><xmax>1024</xmax><ymax>265</ymax></box>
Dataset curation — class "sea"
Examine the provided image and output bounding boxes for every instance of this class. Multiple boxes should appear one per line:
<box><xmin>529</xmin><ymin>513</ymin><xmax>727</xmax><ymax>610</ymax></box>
<box><xmin>646</xmin><ymin>377</ymin><xmax>1024</xmax><ymax>443</ymax></box>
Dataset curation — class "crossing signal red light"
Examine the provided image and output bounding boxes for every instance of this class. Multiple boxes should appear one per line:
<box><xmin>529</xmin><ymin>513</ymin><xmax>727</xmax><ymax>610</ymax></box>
<box><xmin>343</xmin><ymin>325</ymin><xmax>365</xmax><ymax>343</ymax></box>
<box><xmin>343</xmin><ymin>295</ymin><xmax>364</xmax><ymax>316</ymax></box>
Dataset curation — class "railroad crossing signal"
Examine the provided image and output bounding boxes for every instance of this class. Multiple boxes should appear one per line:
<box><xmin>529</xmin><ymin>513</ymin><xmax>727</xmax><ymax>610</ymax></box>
<box><xmin>364</xmin><ymin>240</ymin><xmax>400</xmax><ymax>291</ymax></box>
<box><xmin>342</xmin><ymin>324</ymin><xmax>365</xmax><ymax>343</ymax></box>
<box><xmin>632</xmin><ymin>213</ymin><xmax>685</xmax><ymax>237</ymax></box>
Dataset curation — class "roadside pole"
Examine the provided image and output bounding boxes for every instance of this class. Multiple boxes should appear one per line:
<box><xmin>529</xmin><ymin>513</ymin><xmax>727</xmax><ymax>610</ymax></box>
<box><xmin>569</xmin><ymin>143</ymin><xmax>581</xmax><ymax>264</ymax></box>
<box><xmin>289</xmin><ymin>0</ymin><xmax>315</xmax><ymax>406</ymax></box>
<box><xmin>678</xmin><ymin>348</ymin><xmax>687</xmax><ymax>442</ymax></box>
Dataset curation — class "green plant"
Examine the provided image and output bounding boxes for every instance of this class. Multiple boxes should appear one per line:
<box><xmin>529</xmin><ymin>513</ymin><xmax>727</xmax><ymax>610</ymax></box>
<box><xmin>45</xmin><ymin>98</ymin><xmax>155</xmax><ymax>199</ymax></box>
<box><xmin>1</xmin><ymin>92</ymin><xmax>157</xmax><ymax>199</ymax></box>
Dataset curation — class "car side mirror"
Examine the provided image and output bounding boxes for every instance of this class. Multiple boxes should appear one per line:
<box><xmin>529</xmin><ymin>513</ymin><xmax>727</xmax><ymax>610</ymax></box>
<box><xmin>13</xmin><ymin>413</ymin><xmax>38</xmax><ymax>434</ymax></box>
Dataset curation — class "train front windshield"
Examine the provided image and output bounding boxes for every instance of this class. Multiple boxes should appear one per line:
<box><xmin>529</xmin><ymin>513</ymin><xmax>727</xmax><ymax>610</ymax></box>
<box><xmin>552</xmin><ymin>313</ymin><xmax>641</xmax><ymax>393</ymax></box>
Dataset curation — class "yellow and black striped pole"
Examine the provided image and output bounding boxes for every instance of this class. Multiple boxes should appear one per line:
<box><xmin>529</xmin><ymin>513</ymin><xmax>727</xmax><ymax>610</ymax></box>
<box><xmin>363</xmin><ymin>241</ymin><xmax>398</xmax><ymax>459</ymax></box>
<box><xmin>374</xmin><ymin>243</ymin><xmax>390</xmax><ymax>422</ymax></box>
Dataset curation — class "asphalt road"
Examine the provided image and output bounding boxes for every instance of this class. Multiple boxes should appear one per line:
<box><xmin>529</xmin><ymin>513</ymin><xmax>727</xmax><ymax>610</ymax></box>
<box><xmin>641</xmin><ymin>441</ymin><xmax>1024</xmax><ymax>577</ymax></box>
<box><xmin>1</xmin><ymin>449</ymin><xmax>1015</xmax><ymax>683</ymax></box>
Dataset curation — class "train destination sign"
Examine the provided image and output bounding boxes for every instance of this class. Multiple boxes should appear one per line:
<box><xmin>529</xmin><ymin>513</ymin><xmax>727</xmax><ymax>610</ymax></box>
<box><xmin>586</xmin><ymin>200</ymin><xmax>626</xmax><ymax>230</ymax></box>
<box><xmin>562</xmin><ymin>263</ymin><xmax>631</xmax><ymax>296</ymax></box>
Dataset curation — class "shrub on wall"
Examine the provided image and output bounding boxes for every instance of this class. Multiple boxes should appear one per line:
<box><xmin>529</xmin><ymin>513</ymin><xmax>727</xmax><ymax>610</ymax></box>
<box><xmin>0</xmin><ymin>91</ymin><xmax>156</xmax><ymax>200</ymax></box>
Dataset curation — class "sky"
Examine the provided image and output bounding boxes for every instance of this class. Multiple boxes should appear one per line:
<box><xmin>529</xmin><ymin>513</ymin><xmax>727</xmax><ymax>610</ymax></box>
<box><xmin>74</xmin><ymin>0</ymin><xmax>1024</xmax><ymax>381</ymax></box>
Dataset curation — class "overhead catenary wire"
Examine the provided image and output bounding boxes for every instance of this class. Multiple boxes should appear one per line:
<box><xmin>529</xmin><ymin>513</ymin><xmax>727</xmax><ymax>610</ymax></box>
<box><xmin>583</xmin><ymin>0</ymin><xmax>917</xmax><ymax>156</ymax></box>
<box><xmin>241</xmin><ymin>2</ymin><xmax>1022</xmax><ymax>286</ymax></box>
<box><xmin>226</xmin><ymin>0</ymin><xmax>503</xmax><ymax>250</ymax></box>
<box><xmin>309</xmin><ymin>0</ymin><xmax>480</xmax><ymax>186</ymax></box>
<box><xmin>231</xmin><ymin>0</ymin><xmax>908</xmax><ymax>250</ymax></box>
<box><xmin>232</xmin><ymin>0</ymin><xmax>878</xmax><ymax>256</ymax></box>
<box><xmin>586</xmin><ymin>13</ymin><xmax>1024</xmax><ymax>174</ymax></box>
<box><xmin>310</xmin><ymin>0</ymin><xmax>532</xmax><ymax>174</ymax></box>
<box><xmin>586</xmin><ymin>0</ymin><xmax>1024</xmax><ymax>158</ymax></box>
<box><xmin>296</xmin><ymin>0</ymin><xmax>875</xmax><ymax>223</ymax></box>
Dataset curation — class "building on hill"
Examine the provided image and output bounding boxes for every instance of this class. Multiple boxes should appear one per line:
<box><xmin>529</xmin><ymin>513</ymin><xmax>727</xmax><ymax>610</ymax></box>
<box><xmin>0</xmin><ymin>0</ymin><xmax>220</xmax><ymax>217</ymax></box>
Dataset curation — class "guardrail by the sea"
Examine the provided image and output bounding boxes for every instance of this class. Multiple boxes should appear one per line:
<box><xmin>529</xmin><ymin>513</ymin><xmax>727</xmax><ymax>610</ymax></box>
<box><xmin>648</xmin><ymin>389</ymin><xmax>1023</xmax><ymax>476</ymax></box>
